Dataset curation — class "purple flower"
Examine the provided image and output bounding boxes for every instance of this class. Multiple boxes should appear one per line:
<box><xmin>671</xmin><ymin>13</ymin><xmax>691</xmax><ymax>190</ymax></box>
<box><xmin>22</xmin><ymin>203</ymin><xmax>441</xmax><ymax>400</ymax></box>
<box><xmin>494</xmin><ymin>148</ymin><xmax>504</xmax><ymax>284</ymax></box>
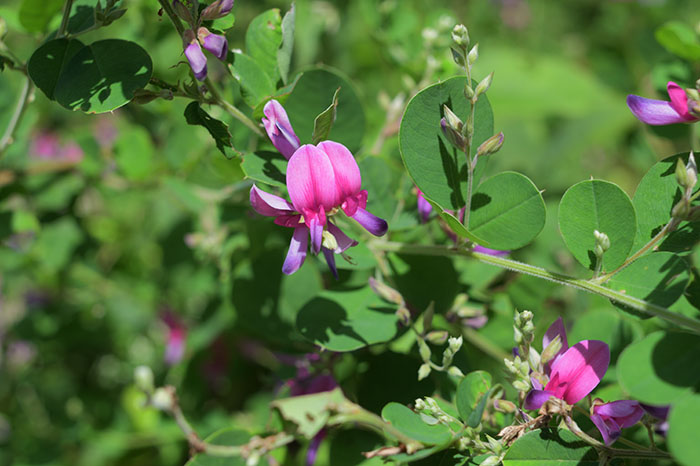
<box><xmin>162</xmin><ymin>311</ymin><xmax>187</xmax><ymax>366</ymax></box>
<box><xmin>641</xmin><ymin>403</ymin><xmax>670</xmax><ymax>437</ymax></box>
<box><xmin>200</xmin><ymin>0</ymin><xmax>234</xmax><ymax>20</ymax></box>
<box><xmin>182</xmin><ymin>27</ymin><xmax>228</xmax><ymax>81</ymax></box>
<box><xmin>627</xmin><ymin>81</ymin><xmax>700</xmax><ymax>125</ymax></box>
<box><xmin>591</xmin><ymin>400</ymin><xmax>644</xmax><ymax>446</ymax></box>
<box><xmin>198</xmin><ymin>27</ymin><xmax>228</xmax><ymax>60</ymax></box>
<box><xmin>416</xmin><ymin>189</ymin><xmax>432</xmax><ymax>223</ymax></box>
<box><xmin>262</xmin><ymin>100</ymin><xmax>301</xmax><ymax>160</ymax></box>
<box><xmin>524</xmin><ymin>319</ymin><xmax>609</xmax><ymax>410</ymax></box>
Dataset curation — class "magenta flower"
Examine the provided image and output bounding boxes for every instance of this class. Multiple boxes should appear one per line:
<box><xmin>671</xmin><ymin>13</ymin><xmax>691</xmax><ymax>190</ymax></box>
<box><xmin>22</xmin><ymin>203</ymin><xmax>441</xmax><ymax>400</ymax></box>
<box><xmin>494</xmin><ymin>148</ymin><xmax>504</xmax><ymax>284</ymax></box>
<box><xmin>182</xmin><ymin>27</ymin><xmax>228</xmax><ymax>81</ymax></box>
<box><xmin>162</xmin><ymin>311</ymin><xmax>187</xmax><ymax>366</ymax></box>
<box><xmin>627</xmin><ymin>81</ymin><xmax>700</xmax><ymax>125</ymax></box>
<box><xmin>590</xmin><ymin>399</ymin><xmax>644</xmax><ymax>445</ymax></box>
<box><xmin>262</xmin><ymin>100</ymin><xmax>300</xmax><ymax>160</ymax></box>
<box><xmin>416</xmin><ymin>189</ymin><xmax>432</xmax><ymax>223</ymax></box>
<box><xmin>524</xmin><ymin>319</ymin><xmax>609</xmax><ymax>410</ymax></box>
<box><xmin>251</xmin><ymin>142</ymin><xmax>387</xmax><ymax>276</ymax></box>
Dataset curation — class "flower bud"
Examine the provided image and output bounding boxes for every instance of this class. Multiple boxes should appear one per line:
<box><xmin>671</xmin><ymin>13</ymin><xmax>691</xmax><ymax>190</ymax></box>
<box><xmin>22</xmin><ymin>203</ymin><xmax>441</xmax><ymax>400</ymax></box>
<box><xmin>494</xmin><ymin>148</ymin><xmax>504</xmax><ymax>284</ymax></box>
<box><xmin>593</xmin><ymin>230</ymin><xmax>610</xmax><ymax>259</ymax></box>
<box><xmin>414</xmin><ymin>398</ymin><xmax>426</xmax><ymax>410</ymax></box>
<box><xmin>676</xmin><ymin>158</ymin><xmax>689</xmax><ymax>190</ymax></box>
<box><xmin>494</xmin><ymin>399</ymin><xmax>517</xmax><ymax>413</ymax></box>
<box><xmin>396</xmin><ymin>306</ymin><xmax>412</xmax><ymax>326</ymax></box>
<box><xmin>200</xmin><ymin>0</ymin><xmax>234</xmax><ymax>20</ymax></box>
<box><xmin>540</xmin><ymin>335</ymin><xmax>563</xmax><ymax>364</ymax></box>
<box><xmin>528</xmin><ymin>346</ymin><xmax>540</xmax><ymax>370</ymax></box>
<box><xmin>504</xmin><ymin>358</ymin><xmax>517</xmax><ymax>375</ymax></box>
<box><xmin>422</xmin><ymin>303</ymin><xmax>435</xmax><ymax>330</ymax></box>
<box><xmin>426</xmin><ymin>330</ymin><xmax>449</xmax><ymax>345</ymax></box>
<box><xmin>443</xmin><ymin>105</ymin><xmax>464</xmax><ymax>132</ymax></box>
<box><xmin>151</xmin><ymin>387</ymin><xmax>174</xmax><ymax>411</ymax></box>
<box><xmin>448</xmin><ymin>336</ymin><xmax>463</xmax><ymax>353</ymax></box>
<box><xmin>686</xmin><ymin>152</ymin><xmax>697</xmax><ymax>189</ymax></box>
<box><xmin>451</xmin><ymin>47</ymin><xmax>466</xmax><ymax>67</ymax></box>
<box><xmin>475</xmin><ymin>72</ymin><xmax>494</xmax><ymax>97</ymax></box>
<box><xmin>672</xmin><ymin>199</ymin><xmax>691</xmax><ymax>219</ymax></box>
<box><xmin>418</xmin><ymin>363</ymin><xmax>431</xmax><ymax>380</ymax></box>
<box><xmin>440</xmin><ymin>118</ymin><xmax>467</xmax><ymax>151</ymax></box>
<box><xmin>476</xmin><ymin>132</ymin><xmax>504</xmax><ymax>157</ymax></box>
<box><xmin>134</xmin><ymin>365</ymin><xmax>154</xmax><ymax>394</ymax></box>
<box><xmin>451</xmin><ymin>24</ymin><xmax>470</xmax><ymax>48</ymax></box>
<box><xmin>481</xmin><ymin>455</ymin><xmax>501</xmax><ymax>466</ymax></box>
<box><xmin>464</xmin><ymin>84</ymin><xmax>475</xmax><ymax>100</ymax></box>
<box><xmin>418</xmin><ymin>339</ymin><xmax>432</xmax><ymax>361</ymax></box>
<box><xmin>447</xmin><ymin>366</ymin><xmax>464</xmax><ymax>378</ymax></box>
<box><xmin>467</xmin><ymin>44</ymin><xmax>479</xmax><ymax>66</ymax></box>
<box><xmin>368</xmin><ymin>277</ymin><xmax>404</xmax><ymax>305</ymax></box>
<box><xmin>512</xmin><ymin>379</ymin><xmax>530</xmax><ymax>392</ymax></box>
<box><xmin>172</xmin><ymin>0</ymin><xmax>194</xmax><ymax>25</ymax></box>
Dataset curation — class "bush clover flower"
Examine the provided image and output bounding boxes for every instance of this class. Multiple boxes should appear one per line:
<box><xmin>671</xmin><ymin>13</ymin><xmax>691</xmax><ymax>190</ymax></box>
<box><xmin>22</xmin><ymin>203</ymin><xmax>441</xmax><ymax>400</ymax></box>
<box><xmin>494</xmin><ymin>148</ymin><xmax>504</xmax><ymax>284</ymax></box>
<box><xmin>251</xmin><ymin>100</ymin><xmax>388</xmax><ymax>276</ymax></box>
<box><xmin>262</xmin><ymin>100</ymin><xmax>301</xmax><ymax>160</ymax></box>
<box><xmin>524</xmin><ymin>318</ymin><xmax>610</xmax><ymax>410</ymax></box>
<box><xmin>175</xmin><ymin>0</ymin><xmax>231</xmax><ymax>81</ymax></box>
<box><xmin>590</xmin><ymin>399</ymin><xmax>645</xmax><ymax>446</ymax></box>
<box><xmin>627</xmin><ymin>81</ymin><xmax>700</xmax><ymax>125</ymax></box>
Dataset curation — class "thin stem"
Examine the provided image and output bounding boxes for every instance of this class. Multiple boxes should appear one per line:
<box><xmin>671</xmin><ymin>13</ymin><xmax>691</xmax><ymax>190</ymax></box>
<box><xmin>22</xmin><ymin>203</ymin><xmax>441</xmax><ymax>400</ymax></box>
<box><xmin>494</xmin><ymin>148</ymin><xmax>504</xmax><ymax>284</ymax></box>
<box><xmin>369</xmin><ymin>241</ymin><xmax>700</xmax><ymax>335</ymax></box>
<box><xmin>206</xmin><ymin>78</ymin><xmax>264</xmax><ymax>136</ymax></box>
<box><xmin>57</xmin><ymin>0</ymin><xmax>74</xmax><ymax>37</ymax></box>
<box><xmin>0</xmin><ymin>77</ymin><xmax>33</xmax><ymax>158</ymax></box>
<box><xmin>157</xmin><ymin>0</ymin><xmax>186</xmax><ymax>36</ymax></box>
<box><xmin>596</xmin><ymin>218</ymin><xmax>679</xmax><ymax>283</ymax></box>
<box><xmin>464</xmin><ymin>155</ymin><xmax>474</xmax><ymax>228</ymax></box>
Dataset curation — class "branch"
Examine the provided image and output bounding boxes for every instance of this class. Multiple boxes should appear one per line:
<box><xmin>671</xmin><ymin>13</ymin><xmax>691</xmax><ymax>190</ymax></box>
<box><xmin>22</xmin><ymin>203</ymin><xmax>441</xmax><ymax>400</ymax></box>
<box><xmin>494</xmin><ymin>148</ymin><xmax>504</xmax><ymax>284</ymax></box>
<box><xmin>0</xmin><ymin>77</ymin><xmax>33</xmax><ymax>158</ymax></box>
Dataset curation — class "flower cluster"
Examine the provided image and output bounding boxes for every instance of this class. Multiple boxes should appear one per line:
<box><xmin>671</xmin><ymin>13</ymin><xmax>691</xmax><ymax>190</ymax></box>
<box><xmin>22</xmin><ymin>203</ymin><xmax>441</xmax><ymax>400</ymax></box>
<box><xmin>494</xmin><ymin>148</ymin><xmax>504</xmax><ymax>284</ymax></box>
<box><xmin>522</xmin><ymin>318</ymin><xmax>645</xmax><ymax>446</ymax></box>
<box><xmin>173</xmin><ymin>0</ymin><xmax>233</xmax><ymax>81</ymax></box>
<box><xmin>251</xmin><ymin>100</ymin><xmax>388</xmax><ymax>276</ymax></box>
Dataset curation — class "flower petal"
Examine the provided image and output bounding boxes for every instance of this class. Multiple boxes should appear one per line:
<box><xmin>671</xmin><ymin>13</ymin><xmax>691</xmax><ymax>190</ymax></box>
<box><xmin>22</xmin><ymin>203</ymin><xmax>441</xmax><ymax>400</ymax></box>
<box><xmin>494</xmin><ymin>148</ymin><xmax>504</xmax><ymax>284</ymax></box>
<box><xmin>542</xmin><ymin>317</ymin><xmax>569</xmax><ymax>373</ymax></box>
<box><xmin>317</xmin><ymin>141</ymin><xmax>362</xmax><ymax>199</ymax></box>
<box><xmin>591</xmin><ymin>413</ymin><xmax>620</xmax><ymax>446</ymax></box>
<box><xmin>350</xmin><ymin>207</ymin><xmax>388</xmax><ymax>236</ymax></box>
<box><xmin>626</xmin><ymin>95</ymin><xmax>689</xmax><ymax>125</ymax></box>
<box><xmin>287</xmin><ymin>144</ymin><xmax>339</xmax><ymax>215</ymax></box>
<box><xmin>667</xmin><ymin>81</ymin><xmax>691</xmax><ymax>118</ymax></box>
<box><xmin>473</xmin><ymin>245</ymin><xmax>509</xmax><ymax>257</ymax></box>
<box><xmin>184</xmin><ymin>41</ymin><xmax>207</xmax><ymax>81</ymax></box>
<box><xmin>201</xmin><ymin>32</ymin><xmax>228</xmax><ymax>60</ymax></box>
<box><xmin>595</xmin><ymin>400</ymin><xmax>644</xmax><ymax>428</ymax></box>
<box><xmin>282</xmin><ymin>226</ymin><xmax>308</xmax><ymax>275</ymax></box>
<box><xmin>545</xmin><ymin>340</ymin><xmax>610</xmax><ymax>405</ymax></box>
<box><xmin>524</xmin><ymin>389</ymin><xmax>554</xmax><ymax>410</ymax></box>
<box><xmin>308</xmin><ymin>216</ymin><xmax>323</xmax><ymax>254</ymax></box>
<box><xmin>327</xmin><ymin>221</ymin><xmax>358</xmax><ymax>253</ymax></box>
<box><xmin>250</xmin><ymin>185</ymin><xmax>295</xmax><ymax>217</ymax></box>
<box><xmin>322</xmin><ymin>247</ymin><xmax>338</xmax><ymax>279</ymax></box>
<box><xmin>640</xmin><ymin>403</ymin><xmax>670</xmax><ymax>421</ymax></box>
<box><xmin>417</xmin><ymin>189</ymin><xmax>433</xmax><ymax>223</ymax></box>
<box><xmin>262</xmin><ymin>100</ymin><xmax>300</xmax><ymax>160</ymax></box>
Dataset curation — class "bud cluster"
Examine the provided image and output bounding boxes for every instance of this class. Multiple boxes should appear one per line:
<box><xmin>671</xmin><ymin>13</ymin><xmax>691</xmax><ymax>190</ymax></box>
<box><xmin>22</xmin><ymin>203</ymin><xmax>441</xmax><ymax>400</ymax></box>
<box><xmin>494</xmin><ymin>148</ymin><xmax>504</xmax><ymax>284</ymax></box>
<box><xmin>413</xmin><ymin>303</ymin><xmax>466</xmax><ymax>380</ymax></box>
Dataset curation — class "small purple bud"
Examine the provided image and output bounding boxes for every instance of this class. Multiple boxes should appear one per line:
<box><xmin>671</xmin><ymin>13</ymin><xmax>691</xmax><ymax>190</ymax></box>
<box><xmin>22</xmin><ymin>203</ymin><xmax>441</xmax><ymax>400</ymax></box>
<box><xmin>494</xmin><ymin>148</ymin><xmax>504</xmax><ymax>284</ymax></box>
<box><xmin>184</xmin><ymin>38</ymin><xmax>207</xmax><ymax>81</ymax></box>
<box><xmin>198</xmin><ymin>27</ymin><xmax>228</xmax><ymax>60</ymax></box>
<box><xmin>200</xmin><ymin>0</ymin><xmax>234</xmax><ymax>20</ymax></box>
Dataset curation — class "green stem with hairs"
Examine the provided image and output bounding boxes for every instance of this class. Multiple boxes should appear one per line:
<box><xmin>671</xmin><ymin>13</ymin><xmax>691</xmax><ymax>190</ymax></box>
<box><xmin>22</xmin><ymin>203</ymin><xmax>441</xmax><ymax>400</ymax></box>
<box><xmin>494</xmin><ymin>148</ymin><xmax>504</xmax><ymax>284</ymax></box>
<box><xmin>369</xmin><ymin>240</ymin><xmax>700</xmax><ymax>335</ymax></box>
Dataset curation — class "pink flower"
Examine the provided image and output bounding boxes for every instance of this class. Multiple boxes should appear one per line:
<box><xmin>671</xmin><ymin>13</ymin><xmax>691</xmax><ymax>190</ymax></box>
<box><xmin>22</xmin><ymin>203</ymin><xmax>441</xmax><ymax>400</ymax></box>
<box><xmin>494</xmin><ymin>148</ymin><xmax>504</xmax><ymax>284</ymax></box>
<box><xmin>416</xmin><ymin>189</ymin><xmax>432</xmax><ymax>223</ymax></box>
<box><xmin>524</xmin><ymin>318</ymin><xmax>609</xmax><ymax>410</ymax></box>
<box><xmin>590</xmin><ymin>399</ymin><xmax>644</xmax><ymax>446</ymax></box>
<box><xmin>162</xmin><ymin>311</ymin><xmax>187</xmax><ymax>366</ymax></box>
<box><xmin>30</xmin><ymin>131</ymin><xmax>84</xmax><ymax>164</ymax></box>
<box><xmin>262</xmin><ymin>100</ymin><xmax>300</xmax><ymax>160</ymax></box>
<box><xmin>627</xmin><ymin>81</ymin><xmax>700</xmax><ymax>125</ymax></box>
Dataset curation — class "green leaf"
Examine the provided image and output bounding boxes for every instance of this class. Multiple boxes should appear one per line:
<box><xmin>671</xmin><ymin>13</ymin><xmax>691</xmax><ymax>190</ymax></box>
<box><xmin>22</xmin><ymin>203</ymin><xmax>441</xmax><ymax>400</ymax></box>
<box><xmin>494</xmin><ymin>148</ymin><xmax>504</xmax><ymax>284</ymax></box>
<box><xmin>668</xmin><ymin>394</ymin><xmax>700</xmax><ymax>466</ymax></box>
<box><xmin>633</xmin><ymin>152</ymin><xmax>700</xmax><ymax>254</ymax></box>
<box><xmin>456</xmin><ymin>371</ymin><xmax>492</xmax><ymax>427</ymax></box>
<box><xmin>568</xmin><ymin>308</ymin><xmax>642</xmax><ymax>361</ymax></box>
<box><xmin>28</xmin><ymin>38</ymin><xmax>85</xmax><ymax>101</ymax></box>
<box><xmin>229</xmin><ymin>52</ymin><xmax>275</xmax><ymax>108</ymax></box>
<box><xmin>53</xmin><ymin>39</ymin><xmax>153</xmax><ymax>113</ymax></box>
<box><xmin>655</xmin><ymin>21</ymin><xmax>700</xmax><ymax>62</ymax></box>
<box><xmin>312</xmin><ymin>87</ymin><xmax>340</xmax><ymax>144</ymax></box>
<box><xmin>278</xmin><ymin>4</ymin><xmax>295</xmax><ymax>85</ymax></box>
<box><xmin>606</xmin><ymin>252</ymin><xmax>690</xmax><ymax>315</ymax></box>
<box><xmin>12</xmin><ymin>210</ymin><xmax>40</xmax><ymax>233</ymax></box>
<box><xmin>241</xmin><ymin>151</ymin><xmax>287</xmax><ymax>188</ymax></box>
<box><xmin>284</xmin><ymin>67</ymin><xmax>366</xmax><ymax>153</ymax></box>
<box><xmin>381</xmin><ymin>402</ymin><xmax>452</xmax><ymax>445</ymax></box>
<box><xmin>19</xmin><ymin>0</ymin><xmax>63</xmax><ymax>32</ymax></box>
<box><xmin>558</xmin><ymin>179</ymin><xmax>636</xmax><ymax>271</ymax></box>
<box><xmin>296</xmin><ymin>287</ymin><xmax>398</xmax><ymax>352</ymax></box>
<box><xmin>617</xmin><ymin>331</ymin><xmax>700</xmax><ymax>405</ymax></box>
<box><xmin>272</xmin><ymin>388</ymin><xmax>347</xmax><ymax>439</ymax></box>
<box><xmin>503</xmin><ymin>429</ymin><xmax>599</xmax><ymax>466</ymax></box>
<box><xmin>400</xmin><ymin>76</ymin><xmax>494</xmax><ymax>211</ymax></box>
<box><xmin>185</xmin><ymin>428</ymin><xmax>265</xmax><ymax>466</ymax></box>
<box><xmin>245</xmin><ymin>9</ymin><xmax>283</xmax><ymax>83</ymax></box>
<box><xmin>184</xmin><ymin>102</ymin><xmax>239</xmax><ymax>159</ymax></box>
<box><xmin>468</xmin><ymin>172</ymin><xmax>546</xmax><ymax>250</ymax></box>
<box><xmin>114</xmin><ymin>127</ymin><xmax>155</xmax><ymax>181</ymax></box>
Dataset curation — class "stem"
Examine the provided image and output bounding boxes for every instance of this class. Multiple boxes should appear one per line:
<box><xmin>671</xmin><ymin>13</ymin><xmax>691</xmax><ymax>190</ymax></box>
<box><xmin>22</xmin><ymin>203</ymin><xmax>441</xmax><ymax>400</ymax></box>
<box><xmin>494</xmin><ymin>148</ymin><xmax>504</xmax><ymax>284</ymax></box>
<box><xmin>0</xmin><ymin>77</ymin><xmax>33</xmax><ymax>158</ymax></box>
<box><xmin>157</xmin><ymin>0</ymin><xmax>186</xmax><ymax>36</ymax></box>
<box><xmin>206</xmin><ymin>78</ymin><xmax>264</xmax><ymax>136</ymax></box>
<box><xmin>596</xmin><ymin>218</ymin><xmax>679</xmax><ymax>283</ymax></box>
<box><xmin>57</xmin><ymin>0</ymin><xmax>74</xmax><ymax>38</ymax></box>
<box><xmin>464</xmin><ymin>155</ymin><xmax>474</xmax><ymax>228</ymax></box>
<box><xmin>369</xmin><ymin>241</ymin><xmax>700</xmax><ymax>335</ymax></box>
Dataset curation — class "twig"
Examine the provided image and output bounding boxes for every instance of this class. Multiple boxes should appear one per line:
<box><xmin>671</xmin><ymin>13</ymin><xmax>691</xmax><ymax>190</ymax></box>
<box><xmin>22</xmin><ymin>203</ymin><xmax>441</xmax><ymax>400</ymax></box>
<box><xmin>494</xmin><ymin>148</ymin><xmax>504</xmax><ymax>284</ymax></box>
<box><xmin>57</xmin><ymin>0</ymin><xmax>75</xmax><ymax>38</ymax></box>
<box><xmin>0</xmin><ymin>77</ymin><xmax>33</xmax><ymax>158</ymax></box>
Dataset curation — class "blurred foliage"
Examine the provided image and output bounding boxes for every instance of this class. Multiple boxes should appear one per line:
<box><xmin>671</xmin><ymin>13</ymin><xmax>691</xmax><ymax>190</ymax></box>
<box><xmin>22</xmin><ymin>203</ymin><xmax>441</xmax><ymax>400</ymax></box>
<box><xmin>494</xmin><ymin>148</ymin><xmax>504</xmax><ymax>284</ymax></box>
<box><xmin>2</xmin><ymin>0</ymin><xmax>700</xmax><ymax>465</ymax></box>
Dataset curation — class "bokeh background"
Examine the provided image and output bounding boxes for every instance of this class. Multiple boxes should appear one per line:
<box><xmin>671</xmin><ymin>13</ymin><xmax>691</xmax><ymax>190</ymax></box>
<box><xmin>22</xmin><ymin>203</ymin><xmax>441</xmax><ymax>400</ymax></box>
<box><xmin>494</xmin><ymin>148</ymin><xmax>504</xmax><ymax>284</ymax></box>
<box><xmin>1</xmin><ymin>0</ymin><xmax>699</xmax><ymax>464</ymax></box>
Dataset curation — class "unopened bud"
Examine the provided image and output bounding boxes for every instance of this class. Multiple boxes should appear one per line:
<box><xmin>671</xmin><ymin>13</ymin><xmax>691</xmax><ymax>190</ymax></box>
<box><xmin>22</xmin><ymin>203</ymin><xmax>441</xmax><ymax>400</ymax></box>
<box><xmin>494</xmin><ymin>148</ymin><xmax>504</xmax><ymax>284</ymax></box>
<box><xmin>440</xmin><ymin>118</ymin><xmax>467</xmax><ymax>151</ymax></box>
<box><xmin>451</xmin><ymin>24</ymin><xmax>470</xmax><ymax>48</ymax></box>
<box><xmin>414</xmin><ymin>398</ymin><xmax>426</xmax><ymax>410</ymax></box>
<box><xmin>467</xmin><ymin>44</ymin><xmax>479</xmax><ymax>66</ymax></box>
<box><xmin>464</xmin><ymin>85</ymin><xmax>475</xmax><ymax>100</ymax></box>
<box><xmin>541</xmin><ymin>335</ymin><xmax>563</xmax><ymax>364</ymax></box>
<box><xmin>676</xmin><ymin>158</ymin><xmax>689</xmax><ymax>189</ymax></box>
<box><xmin>200</xmin><ymin>0</ymin><xmax>234</xmax><ymax>21</ymax></box>
<box><xmin>686</xmin><ymin>152</ymin><xmax>697</xmax><ymax>188</ymax></box>
<box><xmin>396</xmin><ymin>306</ymin><xmax>412</xmax><ymax>326</ymax></box>
<box><xmin>426</xmin><ymin>330</ymin><xmax>449</xmax><ymax>345</ymax></box>
<box><xmin>172</xmin><ymin>0</ymin><xmax>194</xmax><ymax>25</ymax></box>
<box><xmin>369</xmin><ymin>277</ymin><xmax>404</xmax><ymax>305</ymax></box>
<box><xmin>418</xmin><ymin>339</ymin><xmax>432</xmax><ymax>361</ymax></box>
<box><xmin>476</xmin><ymin>132</ymin><xmax>504</xmax><ymax>157</ymax></box>
<box><xmin>443</xmin><ymin>105</ymin><xmax>463</xmax><ymax>131</ymax></box>
<box><xmin>447</xmin><ymin>366</ymin><xmax>464</xmax><ymax>378</ymax></box>
<box><xmin>494</xmin><ymin>399</ymin><xmax>517</xmax><ymax>413</ymax></box>
<box><xmin>481</xmin><ymin>456</ymin><xmax>501</xmax><ymax>466</ymax></box>
<box><xmin>475</xmin><ymin>72</ymin><xmax>494</xmax><ymax>97</ymax></box>
<box><xmin>448</xmin><ymin>336</ymin><xmax>463</xmax><ymax>353</ymax></box>
<box><xmin>151</xmin><ymin>387</ymin><xmax>174</xmax><ymax>411</ymax></box>
<box><xmin>593</xmin><ymin>230</ymin><xmax>610</xmax><ymax>255</ymax></box>
<box><xmin>512</xmin><ymin>379</ymin><xmax>530</xmax><ymax>392</ymax></box>
<box><xmin>246</xmin><ymin>453</ymin><xmax>261</xmax><ymax>466</ymax></box>
<box><xmin>672</xmin><ymin>199</ymin><xmax>691</xmax><ymax>219</ymax></box>
<box><xmin>418</xmin><ymin>364</ymin><xmax>431</xmax><ymax>380</ymax></box>
<box><xmin>134</xmin><ymin>366</ymin><xmax>154</xmax><ymax>394</ymax></box>
<box><xmin>451</xmin><ymin>47</ymin><xmax>466</xmax><ymax>67</ymax></box>
<box><xmin>528</xmin><ymin>346</ymin><xmax>540</xmax><ymax>370</ymax></box>
<box><xmin>504</xmin><ymin>358</ymin><xmax>517</xmax><ymax>375</ymax></box>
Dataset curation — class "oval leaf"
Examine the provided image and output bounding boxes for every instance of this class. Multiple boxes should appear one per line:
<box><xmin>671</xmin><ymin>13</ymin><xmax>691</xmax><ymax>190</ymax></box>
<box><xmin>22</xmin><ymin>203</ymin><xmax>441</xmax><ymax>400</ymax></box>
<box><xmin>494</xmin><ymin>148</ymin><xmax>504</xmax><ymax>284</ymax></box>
<box><xmin>606</xmin><ymin>252</ymin><xmax>690</xmax><ymax>315</ymax></box>
<box><xmin>668</xmin><ymin>394</ymin><xmax>700</xmax><ymax>466</ymax></box>
<box><xmin>400</xmin><ymin>77</ymin><xmax>494</xmax><ymax>211</ymax></box>
<box><xmin>468</xmin><ymin>172</ymin><xmax>546</xmax><ymax>250</ymax></box>
<box><xmin>456</xmin><ymin>370</ymin><xmax>492</xmax><ymax>427</ymax></box>
<box><xmin>245</xmin><ymin>9</ymin><xmax>283</xmax><ymax>83</ymax></box>
<box><xmin>241</xmin><ymin>151</ymin><xmax>288</xmax><ymax>188</ymax></box>
<box><xmin>617</xmin><ymin>331</ymin><xmax>700</xmax><ymax>405</ymax></box>
<box><xmin>381</xmin><ymin>402</ymin><xmax>452</xmax><ymax>445</ymax></box>
<box><xmin>503</xmin><ymin>429</ymin><xmax>598</xmax><ymax>466</ymax></box>
<box><xmin>284</xmin><ymin>67</ymin><xmax>365</xmax><ymax>153</ymax></box>
<box><xmin>230</xmin><ymin>52</ymin><xmax>275</xmax><ymax>108</ymax></box>
<box><xmin>558</xmin><ymin>179</ymin><xmax>636</xmax><ymax>271</ymax></box>
<box><xmin>54</xmin><ymin>39</ymin><xmax>153</xmax><ymax>113</ymax></box>
<box><xmin>28</xmin><ymin>38</ymin><xmax>85</xmax><ymax>101</ymax></box>
<box><xmin>296</xmin><ymin>287</ymin><xmax>398</xmax><ymax>352</ymax></box>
